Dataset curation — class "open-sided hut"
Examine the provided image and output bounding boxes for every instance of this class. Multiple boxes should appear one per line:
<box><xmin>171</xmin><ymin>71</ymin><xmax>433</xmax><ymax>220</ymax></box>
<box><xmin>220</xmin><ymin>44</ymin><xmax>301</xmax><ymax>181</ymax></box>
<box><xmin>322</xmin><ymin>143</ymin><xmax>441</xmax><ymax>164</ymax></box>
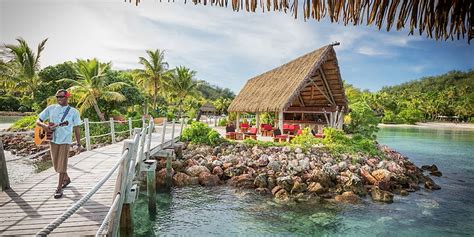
<box><xmin>196</xmin><ymin>102</ymin><xmax>217</xmax><ymax>121</ymax></box>
<box><xmin>228</xmin><ymin>44</ymin><xmax>347</xmax><ymax>132</ymax></box>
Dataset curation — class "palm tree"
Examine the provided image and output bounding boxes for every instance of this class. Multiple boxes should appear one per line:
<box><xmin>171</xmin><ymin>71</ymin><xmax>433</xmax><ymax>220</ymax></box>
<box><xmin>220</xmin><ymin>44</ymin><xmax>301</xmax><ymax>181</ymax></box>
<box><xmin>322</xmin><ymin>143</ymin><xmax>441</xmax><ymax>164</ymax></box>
<box><xmin>0</xmin><ymin>37</ymin><xmax>47</xmax><ymax>100</ymax></box>
<box><xmin>59</xmin><ymin>59</ymin><xmax>128</xmax><ymax>121</ymax></box>
<box><xmin>134</xmin><ymin>49</ymin><xmax>172</xmax><ymax>112</ymax></box>
<box><xmin>164</xmin><ymin>66</ymin><xmax>199</xmax><ymax>119</ymax></box>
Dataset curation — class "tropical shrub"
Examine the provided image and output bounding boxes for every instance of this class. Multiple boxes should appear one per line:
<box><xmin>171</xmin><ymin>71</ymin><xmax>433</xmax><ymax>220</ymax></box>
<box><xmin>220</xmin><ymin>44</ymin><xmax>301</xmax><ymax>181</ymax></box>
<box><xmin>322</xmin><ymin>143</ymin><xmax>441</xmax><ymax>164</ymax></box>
<box><xmin>0</xmin><ymin>96</ymin><xmax>21</xmax><ymax>111</ymax></box>
<box><xmin>397</xmin><ymin>107</ymin><xmax>424</xmax><ymax>124</ymax></box>
<box><xmin>243</xmin><ymin>139</ymin><xmax>288</xmax><ymax>147</ymax></box>
<box><xmin>10</xmin><ymin>115</ymin><xmax>37</xmax><ymax>130</ymax></box>
<box><xmin>291</xmin><ymin>128</ymin><xmax>321</xmax><ymax>150</ymax></box>
<box><xmin>181</xmin><ymin>121</ymin><xmax>223</xmax><ymax>145</ymax></box>
<box><xmin>322</xmin><ymin>128</ymin><xmax>383</xmax><ymax>157</ymax></box>
<box><xmin>344</xmin><ymin>101</ymin><xmax>380</xmax><ymax>139</ymax></box>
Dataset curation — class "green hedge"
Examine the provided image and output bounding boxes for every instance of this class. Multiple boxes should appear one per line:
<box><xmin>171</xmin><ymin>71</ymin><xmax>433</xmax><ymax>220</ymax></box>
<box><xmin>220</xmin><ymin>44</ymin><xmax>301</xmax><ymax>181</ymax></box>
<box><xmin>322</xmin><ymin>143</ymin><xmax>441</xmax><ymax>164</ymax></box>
<box><xmin>181</xmin><ymin>121</ymin><xmax>223</xmax><ymax>145</ymax></box>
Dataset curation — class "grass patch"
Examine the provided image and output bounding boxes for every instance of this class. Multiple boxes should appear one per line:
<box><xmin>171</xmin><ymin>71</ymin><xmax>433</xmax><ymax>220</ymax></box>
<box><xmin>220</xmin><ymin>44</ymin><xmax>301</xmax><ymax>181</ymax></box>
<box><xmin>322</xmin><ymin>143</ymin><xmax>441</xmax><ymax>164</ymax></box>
<box><xmin>34</xmin><ymin>159</ymin><xmax>52</xmax><ymax>173</ymax></box>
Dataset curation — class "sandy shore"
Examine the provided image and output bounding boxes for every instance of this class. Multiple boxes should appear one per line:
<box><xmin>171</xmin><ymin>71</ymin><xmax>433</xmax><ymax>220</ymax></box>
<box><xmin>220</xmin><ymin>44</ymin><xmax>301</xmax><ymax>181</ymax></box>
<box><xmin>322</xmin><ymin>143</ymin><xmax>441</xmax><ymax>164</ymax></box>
<box><xmin>379</xmin><ymin>122</ymin><xmax>474</xmax><ymax>130</ymax></box>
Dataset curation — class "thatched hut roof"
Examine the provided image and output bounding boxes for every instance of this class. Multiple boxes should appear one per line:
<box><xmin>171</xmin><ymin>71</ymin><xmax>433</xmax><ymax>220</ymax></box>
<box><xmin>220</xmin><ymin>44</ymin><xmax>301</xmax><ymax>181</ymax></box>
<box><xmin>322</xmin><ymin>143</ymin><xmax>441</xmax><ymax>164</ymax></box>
<box><xmin>228</xmin><ymin>44</ymin><xmax>347</xmax><ymax>113</ymax></box>
<box><xmin>200</xmin><ymin>102</ymin><xmax>216</xmax><ymax>112</ymax></box>
<box><xmin>130</xmin><ymin>0</ymin><xmax>473</xmax><ymax>43</ymax></box>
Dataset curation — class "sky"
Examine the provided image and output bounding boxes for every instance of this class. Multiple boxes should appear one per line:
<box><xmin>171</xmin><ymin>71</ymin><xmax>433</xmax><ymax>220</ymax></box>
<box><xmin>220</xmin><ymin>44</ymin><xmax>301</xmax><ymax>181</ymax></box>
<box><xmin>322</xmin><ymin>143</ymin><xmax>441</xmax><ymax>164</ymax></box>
<box><xmin>1</xmin><ymin>0</ymin><xmax>473</xmax><ymax>93</ymax></box>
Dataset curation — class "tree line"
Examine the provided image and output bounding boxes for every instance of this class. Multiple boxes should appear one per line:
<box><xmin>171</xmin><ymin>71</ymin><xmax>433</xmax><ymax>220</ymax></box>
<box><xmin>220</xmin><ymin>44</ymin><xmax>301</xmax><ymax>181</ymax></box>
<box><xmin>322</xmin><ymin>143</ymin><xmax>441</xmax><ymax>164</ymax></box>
<box><xmin>345</xmin><ymin>70</ymin><xmax>474</xmax><ymax>124</ymax></box>
<box><xmin>0</xmin><ymin>38</ymin><xmax>234</xmax><ymax>121</ymax></box>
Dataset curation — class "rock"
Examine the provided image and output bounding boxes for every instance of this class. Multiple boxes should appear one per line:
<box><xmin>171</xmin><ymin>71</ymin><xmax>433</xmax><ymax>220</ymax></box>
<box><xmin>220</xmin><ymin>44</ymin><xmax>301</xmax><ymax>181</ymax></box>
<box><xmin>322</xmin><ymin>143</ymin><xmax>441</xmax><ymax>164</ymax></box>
<box><xmin>224</xmin><ymin>165</ymin><xmax>246</xmax><ymax>178</ymax></box>
<box><xmin>267</xmin><ymin>161</ymin><xmax>281</xmax><ymax>172</ymax></box>
<box><xmin>295</xmin><ymin>147</ymin><xmax>303</xmax><ymax>154</ymax></box>
<box><xmin>310</xmin><ymin>168</ymin><xmax>333</xmax><ymax>188</ymax></box>
<box><xmin>188</xmin><ymin>177</ymin><xmax>199</xmax><ymax>185</ymax></box>
<box><xmin>267</xmin><ymin>176</ymin><xmax>277</xmax><ymax>190</ymax></box>
<box><xmin>338</xmin><ymin>161</ymin><xmax>347</xmax><ymax>171</ymax></box>
<box><xmin>229</xmin><ymin>174</ymin><xmax>254</xmax><ymax>188</ymax></box>
<box><xmin>424</xmin><ymin>180</ymin><xmax>441</xmax><ymax>190</ymax></box>
<box><xmin>254</xmin><ymin>173</ymin><xmax>268</xmax><ymax>188</ymax></box>
<box><xmin>172</xmin><ymin>172</ymin><xmax>190</xmax><ymax>187</ymax></box>
<box><xmin>172</xmin><ymin>160</ymin><xmax>185</xmax><ymax>172</ymax></box>
<box><xmin>212</xmin><ymin>166</ymin><xmax>224</xmax><ymax>177</ymax></box>
<box><xmin>282</xmin><ymin>146</ymin><xmax>291</xmax><ymax>153</ymax></box>
<box><xmin>276</xmin><ymin>176</ymin><xmax>294</xmax><ymax>192</ymax></box>
<box><xmin>212</xmin><ymin>160</ymin><xmax>223</xmax><ymax>167</ymax></box>
<box><xmin>257</xmin><ymin>155</ymin><xmax>269</xmax><ymax>167</ymax></box>
<box><xmin>185</xmin><ymin>165</ymin><xmax>210</xmax><ymax>177</ymax></box>
<box><xmin>255</xmin><ymin>188</ymin><xmax>270</xmax><ymax>195</ymax></box>
<box><xmin>429</xmin><ymin>171</ymin><xmax>443</xmax><ymax>177</ymax></box>
<box><xmin>307</xmin><ymin>182</ymin><xmax>326</xmax><ymax>194</ymax></box>
<box><xmin>290</xmin><ymin>181</ymin><xmax>307</xmax><ymax>194</ymax></box>
<box><xmin>223</xmin><ymin>162</ymin><xmax>233</xmax><ymax>169</ymax></box>
<box><xmin>371</xmin><ymin>187</ymin><xmax>394</xmax><ymax>203</ymax></box>
<box><xmin>222</xmin><ymin>154</ymin><xmax>239</xmax><ymax>165</ymax></box>
<box><xmin>400</xmin><ymin>190</ymin><xmax>409</xmax><ymax>196</ymax></box>
<box><xmin>274</xmin><ymin>189</ymin><xmax>289</xmax><ymax>202</ymax></box>
<box><xmin>372</xmin><ymin>169</ymin><xmax>391</xmax><ymax>182</ymax></box>
<box><xmin>271</xmin><ymin>185</ymin><xmax>283</xmax><ymax>195</ymax></box>
<box><xmin>421</xmin><ymin>164</ymin><xmax>438</xmax><ymax>172</ymax></box>
<box><xmin>335</xmin><ymin>191</ymin><xmax>361</xmax><ymax>204</ymax></box>
<box><xmin>198</xmin><ymin>172</ymin><xmax>220</xmax><ymax>186</ymax></box>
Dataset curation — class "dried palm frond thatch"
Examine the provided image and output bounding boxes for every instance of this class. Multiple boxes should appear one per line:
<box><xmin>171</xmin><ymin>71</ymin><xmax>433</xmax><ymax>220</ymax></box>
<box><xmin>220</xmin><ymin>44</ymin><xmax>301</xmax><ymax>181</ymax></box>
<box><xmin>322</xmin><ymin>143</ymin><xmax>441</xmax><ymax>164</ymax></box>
<box><xmin>228</xmin><ymin>44</ymin><xmax>347</xmax><ymax>113</ymax></box>
<box><xmin>128</xmin><ymin>0</ymin><xmax>474</xmax><ymax>44</ymax></box>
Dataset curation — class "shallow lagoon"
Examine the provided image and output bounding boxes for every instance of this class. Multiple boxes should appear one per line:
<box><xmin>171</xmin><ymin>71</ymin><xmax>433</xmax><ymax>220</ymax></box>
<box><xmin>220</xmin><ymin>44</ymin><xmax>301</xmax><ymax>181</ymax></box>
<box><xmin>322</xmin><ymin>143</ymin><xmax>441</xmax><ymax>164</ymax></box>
<box><xmin>133</xmin><ymin>127</ymin><xmax>474</xmax><ymax>236</ymax></box>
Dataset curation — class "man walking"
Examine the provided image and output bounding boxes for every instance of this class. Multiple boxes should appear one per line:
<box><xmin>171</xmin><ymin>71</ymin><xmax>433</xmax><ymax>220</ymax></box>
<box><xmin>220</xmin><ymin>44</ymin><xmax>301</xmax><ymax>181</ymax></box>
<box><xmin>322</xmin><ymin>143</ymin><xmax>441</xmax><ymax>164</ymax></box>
<box><xmin>36</xmin><ymin>89</ymin><xmax>82</xmax><ymax>199</ymax></box>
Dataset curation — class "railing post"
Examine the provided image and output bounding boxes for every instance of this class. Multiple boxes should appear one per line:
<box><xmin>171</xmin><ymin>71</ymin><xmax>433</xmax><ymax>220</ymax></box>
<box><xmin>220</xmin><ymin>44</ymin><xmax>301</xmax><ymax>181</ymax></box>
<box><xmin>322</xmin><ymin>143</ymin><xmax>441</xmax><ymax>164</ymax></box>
<box><xmin>161</xmin><ymin>118</ymin><xmax>167</xmax><ymax>145</ymax></box>
<box><xmin>0</xmin><ymin>141</ymin><xmax>10</xmax><ymax>191</ymax></box>
<box><xmin>110</xmin><ymin>118</ymin><xmax>116</xmax><ymax>143</ymax></box>
<box><xmin>146</xmin><ymin>117</ymin><xmax>153</xmax><ymax>160</ymax></box>
<box><xmin>143</xmin><ymin>160</ymin><xmax>157</xmax><ymax>215</ymax></box>
<box><xmin>128</xmin><ymin>117</ymin><xmax>133</xmax><ymax>137</ymax></box>
<box><xmin>142</xmin><ymin>116</ymin><xmax>146</xmax><ymax>128</ymax></box>
<box><xmin>180</xmin><ymin>117</ymin><xmax>185</xmax><ymax>137</ymax></box>
<box><xmin>171</xmin><ymin>119</ymin><xmax>176</xmax><ymax>145</ymax></box>
<box><xmin>109</xmin><ymin>140</ymin><xmax>134</xmax><ymax>237</ymax></box>
<box><xmin>84</xmin><ymin>118</ymin><xmax>91</xmax><ymax>151</ymax></box>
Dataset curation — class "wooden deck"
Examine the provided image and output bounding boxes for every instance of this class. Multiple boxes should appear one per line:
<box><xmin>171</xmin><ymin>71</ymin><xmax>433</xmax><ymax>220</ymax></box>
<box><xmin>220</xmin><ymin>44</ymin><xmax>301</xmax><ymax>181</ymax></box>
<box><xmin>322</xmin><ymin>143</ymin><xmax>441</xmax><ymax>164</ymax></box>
<box><xmin>0</xmin><ymin>124</ymin><xmax>181</xmax><ymax>236</ymax></box>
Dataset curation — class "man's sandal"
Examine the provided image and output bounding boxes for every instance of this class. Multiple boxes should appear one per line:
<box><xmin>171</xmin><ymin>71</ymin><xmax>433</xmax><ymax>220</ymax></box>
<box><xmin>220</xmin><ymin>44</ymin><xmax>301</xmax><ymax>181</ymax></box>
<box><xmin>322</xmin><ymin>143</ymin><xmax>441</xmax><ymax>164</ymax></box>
<box><xmin>62</xmin><ymin>178</ymin><xmax>71</xmax><ymax>188</ymax></box>
<box><xmin>54</xmin><ymin>189</ymin><xmax>63</xmax><ymax>199</ymax></box>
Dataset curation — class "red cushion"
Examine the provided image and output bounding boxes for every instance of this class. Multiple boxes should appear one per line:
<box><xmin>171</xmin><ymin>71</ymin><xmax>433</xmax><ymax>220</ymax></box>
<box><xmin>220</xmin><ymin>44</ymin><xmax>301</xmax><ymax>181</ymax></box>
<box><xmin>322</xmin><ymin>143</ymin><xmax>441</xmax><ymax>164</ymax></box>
<box><xmin>263</xmin><ymin>124</ymin><xmax>273</xmax><ymax>131</ymax></box>
<box><xmin>276</xmin><ymin>135</ymin><xmax>288</xmax><ymax>138</ymax></box>
<box><xmin>241</xmin><ymin>123</ymin><xmax>249</xmax><ymax>128</ymax></box>
<box><xmin>314</xmin><ymin>134</ymin><xmax>324</xmax><ymax>138</ymax></box>
<box><xmin>226</xmin><ymin>132</ymin><xmax>236</xmax><ymax>135</ymax></box>
<box><xmin>296</xmin><ymin>129</ymin><xmax>302</xmax><ymax>135</ymax></box>
<box><xmin>283</xmin><ymin>124</ymin><xmax>290</xmax><ymax>129</ymax></box>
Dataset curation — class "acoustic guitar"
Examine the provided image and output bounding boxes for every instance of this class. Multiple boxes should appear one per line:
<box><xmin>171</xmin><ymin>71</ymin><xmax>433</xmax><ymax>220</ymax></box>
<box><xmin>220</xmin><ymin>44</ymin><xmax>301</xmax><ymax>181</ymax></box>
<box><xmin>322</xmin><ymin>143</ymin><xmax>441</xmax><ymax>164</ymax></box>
<box><xmin>34</xmin><ymin>121</ymin><xmax>69</xmax><ymax>146</ymax></box>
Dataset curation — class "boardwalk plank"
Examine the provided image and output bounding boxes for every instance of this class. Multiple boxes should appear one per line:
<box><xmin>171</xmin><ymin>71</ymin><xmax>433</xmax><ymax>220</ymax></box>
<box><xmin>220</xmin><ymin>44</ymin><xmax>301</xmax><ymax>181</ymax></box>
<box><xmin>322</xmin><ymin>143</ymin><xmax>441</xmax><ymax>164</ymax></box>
<box><xmin>0</xmin><ymin>128</ymin><xmax>180</xmax><ymax>236</ymax></box>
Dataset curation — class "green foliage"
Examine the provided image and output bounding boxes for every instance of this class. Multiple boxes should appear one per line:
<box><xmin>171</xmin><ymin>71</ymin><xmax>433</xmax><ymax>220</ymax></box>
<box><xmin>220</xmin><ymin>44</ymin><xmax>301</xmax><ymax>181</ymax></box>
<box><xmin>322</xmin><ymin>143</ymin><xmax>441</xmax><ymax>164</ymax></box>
<box><xmin>322</xmin><ymin>128</ymin><xmax>383</xmax><ymax>157</ymax></box>
<box><xmin>0</xmin><ymin>96</ymin><xmax>21</xmax><ymax>111</ymax></box>
<box><xmin>259</xmin><ymin>112</ymin><xmax>275</xmax><ymax>125</ymax></box>
<box><xmin>218</xmin><ymin>118</ymin><xmax>228</xmax><ymax>126</ymax></box>
<box><xmin>10</xmin><ymin>115</ymin><xmax>37</xmax><ymax>130</ymax></box>
<box><xmin>381</xmin><ymin>110</ymin><xmax>397</xmax><ymax>123</ymax></box>
<box><xmin>291</xmin><ymin>128</ymin><xmax>322</xmax><ymax>150</ymax></box>
<box><xmin>396</xmin><ymin>107</ymin><xmax>424</xmax><ymax>124</ymax></box>
<box><xmin>181</xmin><ymin>121</ymin><xmax>223</xmax><ymax>145</ymax></box>
<box><xmin>195</xmin><ymin>80</ymin><xmax>235</xmax><ymax>100</ymax></box>
<box><xmin>243</xmin><ymin>139</ymin><xmax>288</xmax><ymax>147</ymax></box>
<box><xmin>345</xmin><ymin>101</ymin><xmax>380</xmax><ymax>139</ymax></box>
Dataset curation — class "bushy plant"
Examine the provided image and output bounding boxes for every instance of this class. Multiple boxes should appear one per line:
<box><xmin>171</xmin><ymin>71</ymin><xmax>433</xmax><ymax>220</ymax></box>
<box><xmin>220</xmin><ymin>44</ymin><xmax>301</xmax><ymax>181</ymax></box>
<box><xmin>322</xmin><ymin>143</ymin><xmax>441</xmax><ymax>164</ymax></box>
<box><xmin>181</xmin><ymin>121</ymin><xmax>223</xmax><ymax>145</ymax></box>
<box><xmin>291</xmin><ymin>128</ymin><xmax>322</xmax><ymax>150</ymax></box>
<box><xmin>397</xmin><ymin>107</ymin><xmax>424</xmax><ymax>124</ymax></box>
<box><xmin>10</xmin><ymin>115</ymin><xmax>37</xmax><ymax>130</ymax></box>
<box><xmin>218</xmin><ymin>118</ymin><xmax>228</xmax><ymax>126</ymax></box>
<box><xmin>0</xmin><ymin>96</ymin><xmax>21</xmax><ymax>111</ymax></box>
<box><xmin>344</xmin><ymin>101</ymin><xmax>380</xmax><ymax>139</ymax></box>
<box><xmin>243</xmin><ymin>139</ymin><xmax>288</xmax><ymax>147</ymax></box>
<box><xmin>322</xmin><ymin>127</ymin><xmax>383</xmax><ymax>157</ymax></box>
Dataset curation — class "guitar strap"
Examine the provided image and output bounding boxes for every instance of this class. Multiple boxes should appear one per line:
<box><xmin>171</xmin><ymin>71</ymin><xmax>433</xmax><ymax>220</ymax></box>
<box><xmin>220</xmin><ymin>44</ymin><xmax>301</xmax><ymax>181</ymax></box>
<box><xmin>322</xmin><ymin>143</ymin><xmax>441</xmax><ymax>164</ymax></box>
<box><xmin>61</xmin><ymin>106</ymin><xmax>71</xmax><ymax>123</ymax></box>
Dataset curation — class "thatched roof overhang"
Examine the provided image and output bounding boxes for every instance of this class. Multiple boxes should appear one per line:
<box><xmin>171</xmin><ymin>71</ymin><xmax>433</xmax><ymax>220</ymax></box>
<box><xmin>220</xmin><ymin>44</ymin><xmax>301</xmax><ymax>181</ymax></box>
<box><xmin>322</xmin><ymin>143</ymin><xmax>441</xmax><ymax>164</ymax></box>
<box><xmin>200</xmin><ymin>102</ymin><xmax>217</xmax><ymax>112</ymax></box>
<box><xmin>130</xmin><ymin>0</ymin><xmax>473</xmax><ymax>44</ymax></box>
<box><xmin>228</xmin><ymin>45</ymin><xmax>347</xmax><ymax>113</ymax></box>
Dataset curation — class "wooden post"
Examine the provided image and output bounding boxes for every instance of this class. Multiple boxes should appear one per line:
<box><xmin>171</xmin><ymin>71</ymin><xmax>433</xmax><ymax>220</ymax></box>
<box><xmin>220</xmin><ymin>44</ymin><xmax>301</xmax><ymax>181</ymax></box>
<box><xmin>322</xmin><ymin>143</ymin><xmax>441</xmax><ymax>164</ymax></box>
<box><xmin>110</xmin><ymin>118</ymin><xmax>116</xmax><ymax>143</ymax></box>
<box><xmin>180</xmin><ymin>117</ymin><xmax>185</xmax><ymax>136</ymax></box>
<box><xmin>161</xmin><ymin>118</ymin><xmax>167</xmax><ymax>145</ymax></box>
<box><xmin>255</xmin><ymin>113</ymin><xmax>260</xmax><ymax>133</ymax></box>
<box><xmin>84</xmin><ymin>118</ymin><xmax>91</xmax><ymax>151</ymax></box>
<box><xmin>236</xmin><ymin>113</ymin><xmax>240</xmax><ymax>131</ymax></box>
<box><xmin>143</xmin><ymin>160</ymin><xmax>157</xmax><ymax>216</ymax></box>
<box><xmin>146</xmin><ymin>118</ymin><xmax>153</xmax><ymax>160</ymax></box>
<box><xmin>165</xmin><ymin>152</ymin><xmax>173</xmax><ymax>187</ymax></box>
<box><xmin>109</xmin><ymin>140</ymin><xmax>133</xmax><ymax>236</ymax></box>
<box><xmin>278</xmin><ymin>111</ymin><xmax>284</xmax><ymax>131</ymax></box>
<box><xmin>128</xmin><ymin>117</ymin><xmax>133</xmax><ymax>137</ymax></box>
<box><xmin>0</xmin><ymin>141</ymin><xmax>10</xmax><ymax>191</ymax></box>
<box><xmin>171</xmin><ymin>119</ymin><xmax>176</xmax><ymax>145</ymax></box>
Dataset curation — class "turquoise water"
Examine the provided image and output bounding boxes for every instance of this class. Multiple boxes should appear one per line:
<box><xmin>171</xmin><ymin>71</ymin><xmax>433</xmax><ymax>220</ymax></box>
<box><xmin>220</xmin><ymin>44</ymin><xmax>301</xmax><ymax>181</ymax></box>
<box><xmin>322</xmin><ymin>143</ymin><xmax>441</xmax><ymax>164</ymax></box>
<box><xmin>0</xmin><ymin>116</ymin><xmax>21</xmax><ymax>124</ymax></box>
<box><xmin>133</xmin><ymin>127</ymin><xmax>474</xmax><ymax>236</ymax></box>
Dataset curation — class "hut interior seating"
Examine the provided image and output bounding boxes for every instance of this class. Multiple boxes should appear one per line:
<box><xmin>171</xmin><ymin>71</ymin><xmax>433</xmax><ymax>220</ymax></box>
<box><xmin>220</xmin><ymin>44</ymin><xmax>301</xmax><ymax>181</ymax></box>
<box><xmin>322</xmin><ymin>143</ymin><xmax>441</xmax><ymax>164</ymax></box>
<box><xmin>261</xmin><ymin>124</ymin><xmax>273</xmax><ymax>136</ymax></box>
<box><xmin>288</xmin><ymin>124</ymin><xmax>300</xmax><ymax>135</ymax></box>
<box><xmin>225</xmin><ymin>124</ymin><xmax>236</xmax><ymax>140</ymax></box>
<box><xmin>240</xmin><ymin>123</ymin><xmax>250</xmax><ymax>133</ymax></box>
<box><xmin>273</xmin><ymin>128</ymin><xmax>288</xmax><ymax>142</ymax></box>
<box><xmin>244</xmin><ymin>127</ymin><xmax>258</xmax><ymax>140</ymax></box>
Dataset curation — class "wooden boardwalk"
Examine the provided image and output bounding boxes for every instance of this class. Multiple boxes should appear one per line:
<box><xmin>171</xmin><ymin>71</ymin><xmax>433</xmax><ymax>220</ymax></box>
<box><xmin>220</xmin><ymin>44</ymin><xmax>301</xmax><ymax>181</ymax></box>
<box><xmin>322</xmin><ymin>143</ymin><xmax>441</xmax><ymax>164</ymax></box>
<box><xmin>0</xmin><ymin>124</ymin><xmax>181</xmax><ymax>236</ymax></box>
